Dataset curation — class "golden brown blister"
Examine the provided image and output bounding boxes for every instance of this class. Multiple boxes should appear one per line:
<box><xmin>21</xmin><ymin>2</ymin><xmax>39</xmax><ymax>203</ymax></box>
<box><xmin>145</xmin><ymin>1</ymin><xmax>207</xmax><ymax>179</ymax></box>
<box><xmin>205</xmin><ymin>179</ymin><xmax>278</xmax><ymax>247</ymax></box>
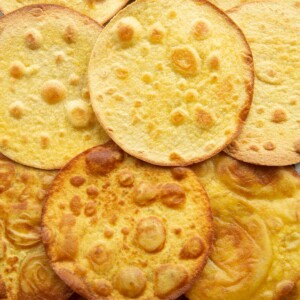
<box><xmin>0</xmin><ymin>0</ymin><xmax>129</xmax><ymax>25</ymax></box>
<box><xmin>186</xmin><ymin>153</ymin><xmax>300</xmax><ymax>300</ymax></box>
<box><xmin>89</xmin><ymin>0</ymin><xmax>253</xmax><ymax>167</ymax></box>
<box><xmin>42</xmin><ymin>142</ymin><xmax>213</xmax><ymax>300</ymax></box>
<box><xmin>0</xmin><ymin>154</ymin><xmax>72</xmax><ymax>300</ymax></box>
<box><xmin>225</xmin><ymin>1</ymin><xmax>300</xmax><ymax>165</ymax></box>
<box><xmin>0</xmin><ymin>5</ymin><xmax>109</xmax><ymax>170</ymax></box>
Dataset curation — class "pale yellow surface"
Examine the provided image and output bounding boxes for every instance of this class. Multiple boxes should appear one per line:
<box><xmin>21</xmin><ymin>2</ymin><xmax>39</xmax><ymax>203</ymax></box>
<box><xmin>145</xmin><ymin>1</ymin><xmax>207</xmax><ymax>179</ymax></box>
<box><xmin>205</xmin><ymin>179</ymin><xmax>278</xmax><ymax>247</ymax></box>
<box><xmin>0</xmin><ymin>5</ymin><xmax>109</xmax><ymax>170</ymax></box>
<box><xmin>209</xmin><ymin>0</ymin><xmax>297</xmax><ymax>11</ymax></box>
<box><xmin>0</xmin><ymin>0</ymin><xmax>129</xmax><ymax>25</ymax></box>
<box><xmin>0</xmin><ymin>154</ymin><xmax>72</xmax><ymax>300</ymax></box>
<box><xmin>187</xmin><ymin>153</ymin><xmax>300</xmax><ymax>300</ymax></box>
<box><xmin>89</xmin><ymin>0</ymin><xmax>253</xmax><ymax>167</ymax></box>
<box><xmin>225</xmin><ymin>1</ymin><xmax>300</xmax><ymax>165</ymax></box>
<box><xmin>208</xmin><ymin>0</ymin><xmax>251</xmax><ymax>10</ymax></box>
<box><xmin>42</xmin><ymin>143</ymin><xmax>213</xmax><ymax>300</ymax></box>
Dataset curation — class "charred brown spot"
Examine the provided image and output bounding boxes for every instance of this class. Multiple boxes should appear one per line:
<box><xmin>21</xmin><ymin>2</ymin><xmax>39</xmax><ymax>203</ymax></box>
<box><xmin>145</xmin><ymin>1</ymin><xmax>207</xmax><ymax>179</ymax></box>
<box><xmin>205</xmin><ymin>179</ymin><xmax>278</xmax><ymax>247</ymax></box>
<box><xmin>70</xmin><ymin>176</ymin><xmax>85</xmax><ymax>187</ymax></box>
<box><xmin>85</xmin><ymin>147</ymin><xmax>124</xmax><ymax>175</ymax></box>
<box><xmin>171</xmin><ymin>167</ymin><xmax>188</xmax><ymax>180</ymax></box>
<box><xmin>70</xmin><ymin>196</ymin><xmax>82</xmax><ymax>216</ymax></box>
<box><xmin>180</xmin><ymin>236</ymin><xmax>204</xmax><ymax>259</ymax></box>
<box><xmin>271</xmin><ymin>109</ymin><xmax>287</xmax><ymax>123</ymax></box>
<box><xmin>159</xmin><ymin>183</ymin><xmax>186</xmax><ymax>208</ymax></box>
<box><xmin>86</xmin><ymin>185</ymin><xmax>99</xmax><ymax>198</ymax></box>
<box><xmin>118</xmin><ymin>25</ymin><xmax>134</xmax><ymax>42</ymax></box>
<box><xmin>0</xmin><ymin>276</ymin><xmax>7</xmax><ymax>298</ymax></box>
<box><xmin>169</xmin><ymin>152</ymin><xmax>184</xmax><ymax>162</ymax></box>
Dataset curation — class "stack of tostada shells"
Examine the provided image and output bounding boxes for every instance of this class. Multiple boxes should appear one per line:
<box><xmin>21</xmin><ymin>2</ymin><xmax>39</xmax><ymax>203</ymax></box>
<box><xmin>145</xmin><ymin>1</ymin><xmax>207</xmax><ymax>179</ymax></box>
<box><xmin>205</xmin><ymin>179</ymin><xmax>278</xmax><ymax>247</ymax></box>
<box><xmin>0</xmin><ymin>0</ymin><xmax>299</xmax><ymax>299</ymax></box>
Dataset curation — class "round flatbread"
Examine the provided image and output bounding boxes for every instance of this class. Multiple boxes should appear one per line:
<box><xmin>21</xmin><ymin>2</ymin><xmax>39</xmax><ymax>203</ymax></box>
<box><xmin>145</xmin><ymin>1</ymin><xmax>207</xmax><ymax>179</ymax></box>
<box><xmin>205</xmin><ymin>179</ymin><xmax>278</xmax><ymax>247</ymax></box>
<box><xmin>0</xmin><ymin>5</ymin><xmax>109</xmax><ymax>170</ymax></box>
<box><xmin>89</xmin><ymin>0</ymin><xmax>253</xmax><ymax>166</ymax></box>
<box><xmin>225</xmin><ymin>1</ymin><xmax>300</xmax><ymax>166</ymax></box>
<box><xmin>187</xmin><ymin>153</ymin><xmax>300</xmax><ymax>300</ymax></box>
<box><xmin>0</xmin><ymin>154</ymin><xmax>72</xmax><ymax>300</ymax></box>
<box><xmin>42</xmin><ymin>142</ymin><xmax>213</xmax><ymax>299</ymax></box>
<box><xmin>0</xmin><ymin>0</ymin><xmax>129</xmax><ymax>25</ymax></box>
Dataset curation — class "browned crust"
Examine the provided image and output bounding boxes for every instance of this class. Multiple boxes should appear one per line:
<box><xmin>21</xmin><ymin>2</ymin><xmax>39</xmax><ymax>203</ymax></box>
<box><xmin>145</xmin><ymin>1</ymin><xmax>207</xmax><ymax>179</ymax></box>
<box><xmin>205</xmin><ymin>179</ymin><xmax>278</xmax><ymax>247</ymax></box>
<box><xmin>41</xmin><ymin>142</ymin><xmax>214</xmax><ymax>300</ymax></box>
<box><xmin>0</xmin><ymin>4</ymin><xmax>103</xmax><ymax>170</ymax></box>
<box><xmin>225</xmin><ymin>1</ymin><xmax>300</xmax><ymax>167</ymax></box>
<box><xmin>88</xmin><ymin>0</ymin><xmax>254</xmax><ymax>167</ymax></box>
<box><xmin>0</xmin><ymin>276</ymin><xmax>7</xmax><ymax>299</ymax></box>
<box><xmin>224</xmin><ymin>148</ymin><xmax>300</xmax><ymax>167</ymax></box>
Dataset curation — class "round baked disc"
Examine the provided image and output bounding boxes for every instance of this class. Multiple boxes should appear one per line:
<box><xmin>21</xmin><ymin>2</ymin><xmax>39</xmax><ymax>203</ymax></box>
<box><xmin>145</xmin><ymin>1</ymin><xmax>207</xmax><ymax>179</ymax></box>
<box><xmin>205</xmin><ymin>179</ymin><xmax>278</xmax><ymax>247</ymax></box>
<box><xmin>0</xmin><ymin>0</ymin><xmax>129</xmax><ymax>25</ymax></box>
<box><xmin>0</xmin><ymin>5</ymin><xmax>109</xmax><ymax>169</ymax></box>
<box><xmin>0</xmin><ymin>154</ymin><xmax>72</xmax><ymax>300</ymax></box>
<box><xmin>42</xmin><ymin>142</ymin><xmax>213</xmax><ymax>299</ymax></box>
<box><xmin>89</xmin><ymin>0</ymin><xmax>253</xmax><ymax>167</ymax></box>
<box><xmin>225</xmin><ymin>1</ymin><xmax>300</xmax><ymax>165</ymax></box>
<box><xmin>187</xmin><ymin>153</ymin><xmax>300</xmax><ymax>300</ymax></box>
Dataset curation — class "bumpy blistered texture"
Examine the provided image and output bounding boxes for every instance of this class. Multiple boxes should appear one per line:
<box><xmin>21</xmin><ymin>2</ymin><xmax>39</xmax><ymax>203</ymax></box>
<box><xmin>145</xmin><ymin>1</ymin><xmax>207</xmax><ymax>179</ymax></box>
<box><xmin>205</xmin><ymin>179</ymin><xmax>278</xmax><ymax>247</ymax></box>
<box><xmin>0</xmin><ymin>0</ymin><xmax>129</xmax><ymax>25</ymax></box>
<box><xmin>42</xmin><ymin>142</ymin><xmax>213</xmax><ymax>300</ymax></box>
<box><xmin>187</xmin><ymin>153</ymin><xmax>300</xmax><ymax>300</ymax></box>
<box><xmin>225</xmin><ymin>1</ymin><xmax>300</xmax><ymax>165</ymax></box>
<box><xmin>89</xmin><ymin>0</ymin><xmax>253</xmax><ymax>166</ymax></box>
<box><xmin>0</xmin><ymin>5</ymin><xmax>109</xmax><ymax>169</ymax></box>
<box><xmin>0</xmin><ymin>154</ymin><xmax>72</xmax><ymax>300</ymax></box>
